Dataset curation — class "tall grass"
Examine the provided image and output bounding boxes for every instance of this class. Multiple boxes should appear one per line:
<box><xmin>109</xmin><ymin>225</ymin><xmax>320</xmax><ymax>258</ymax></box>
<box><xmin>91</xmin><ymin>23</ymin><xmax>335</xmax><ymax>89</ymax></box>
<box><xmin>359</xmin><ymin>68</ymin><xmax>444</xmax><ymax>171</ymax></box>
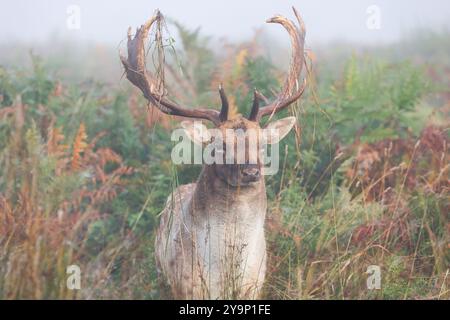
<box><xmin>0</xmin><ymin>25</ymin><xmax>448</xmax><ymax>299</ymax></box>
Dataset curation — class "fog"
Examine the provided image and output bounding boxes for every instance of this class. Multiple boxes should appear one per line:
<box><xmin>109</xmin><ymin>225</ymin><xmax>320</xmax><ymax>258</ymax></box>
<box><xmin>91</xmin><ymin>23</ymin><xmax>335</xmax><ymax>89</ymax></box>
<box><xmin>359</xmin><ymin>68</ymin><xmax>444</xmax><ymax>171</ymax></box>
<box><xmin>1</xmin><ymin>0</ymin><xmax>449</xmax><ymax>45</ymax></box>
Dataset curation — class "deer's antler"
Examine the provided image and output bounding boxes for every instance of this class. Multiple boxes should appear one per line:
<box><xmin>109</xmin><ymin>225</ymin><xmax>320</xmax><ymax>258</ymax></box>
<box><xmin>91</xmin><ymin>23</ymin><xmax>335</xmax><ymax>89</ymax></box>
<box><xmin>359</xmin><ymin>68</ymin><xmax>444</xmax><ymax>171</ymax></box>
<box><xmin>248</xmin><ymin>7</ymin><xmax>306</xmax><ymax>122</ymax></box>
<box><xmin>120</xmin><ymin>10</ymin><xmax>226</xmax><ymax>125</ymax></box>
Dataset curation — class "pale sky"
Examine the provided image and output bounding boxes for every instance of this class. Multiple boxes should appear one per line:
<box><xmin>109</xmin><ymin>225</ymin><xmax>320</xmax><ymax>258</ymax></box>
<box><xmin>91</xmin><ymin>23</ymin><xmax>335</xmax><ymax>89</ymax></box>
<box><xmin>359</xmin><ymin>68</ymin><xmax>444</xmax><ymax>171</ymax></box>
<box><xmin>0</xmin><ymin>0</ymin><xmax>449</xmax><ymax>45</ymax></box>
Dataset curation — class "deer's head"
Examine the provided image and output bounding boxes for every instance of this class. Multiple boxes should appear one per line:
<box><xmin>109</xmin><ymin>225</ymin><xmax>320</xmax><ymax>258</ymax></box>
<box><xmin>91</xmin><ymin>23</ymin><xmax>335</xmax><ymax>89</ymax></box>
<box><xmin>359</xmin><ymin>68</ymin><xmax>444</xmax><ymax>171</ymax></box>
<box><xmin>120</xmin><ymin>8</ymin><xmax>306</xmax><ymax>187</ymax></box>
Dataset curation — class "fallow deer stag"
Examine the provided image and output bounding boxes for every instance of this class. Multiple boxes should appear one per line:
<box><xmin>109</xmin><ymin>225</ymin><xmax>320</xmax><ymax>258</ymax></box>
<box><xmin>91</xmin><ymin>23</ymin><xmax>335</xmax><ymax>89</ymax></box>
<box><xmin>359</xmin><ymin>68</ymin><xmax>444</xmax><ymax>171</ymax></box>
<box><xmin>120</xmin><ymin>8</ymin><xmax>306</xmax><ymax>299</ymax></box>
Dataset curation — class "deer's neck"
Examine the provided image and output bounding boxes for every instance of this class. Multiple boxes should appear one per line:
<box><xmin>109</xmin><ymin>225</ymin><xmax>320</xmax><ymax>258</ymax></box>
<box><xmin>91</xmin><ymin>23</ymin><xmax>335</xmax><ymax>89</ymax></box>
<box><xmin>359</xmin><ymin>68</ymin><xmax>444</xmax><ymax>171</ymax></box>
<box><xmin>189</xmin><ymin>165</ymin><xmax>267</xmax><ymax>224</ymax></box>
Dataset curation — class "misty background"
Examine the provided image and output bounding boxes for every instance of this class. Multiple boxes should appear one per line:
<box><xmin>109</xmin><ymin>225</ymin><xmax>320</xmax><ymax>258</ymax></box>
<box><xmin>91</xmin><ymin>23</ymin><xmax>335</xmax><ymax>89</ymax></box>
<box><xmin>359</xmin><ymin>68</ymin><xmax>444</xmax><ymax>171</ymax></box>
<box><xmin>1</xmin><ymin>0</ymin><xmax>450</xmax><ymax>44</ymax></box>
<box><xmin>0</xmin><ymin>0</ymin><xmax>449</xmax><ymax>83</ymax></box>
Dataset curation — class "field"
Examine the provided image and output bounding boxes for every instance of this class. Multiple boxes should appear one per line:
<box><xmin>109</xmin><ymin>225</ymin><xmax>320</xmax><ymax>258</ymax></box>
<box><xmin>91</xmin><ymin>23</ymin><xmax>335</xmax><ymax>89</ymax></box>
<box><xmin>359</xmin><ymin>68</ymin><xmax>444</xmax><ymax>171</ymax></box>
<box><xmin>0</xmin><ymin>20</ymin><xmax>449</xmax><ymax>299</ymax></box>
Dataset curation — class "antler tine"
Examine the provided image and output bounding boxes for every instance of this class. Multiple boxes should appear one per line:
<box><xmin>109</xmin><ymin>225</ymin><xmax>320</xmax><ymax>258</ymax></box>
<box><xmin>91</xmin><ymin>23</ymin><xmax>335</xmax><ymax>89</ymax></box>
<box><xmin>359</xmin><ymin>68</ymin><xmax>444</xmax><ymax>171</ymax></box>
<box><xmin>249</xmin><ymin>7</ymin><xmax>306</xmax><ymax>122</ymax></box>
<box><xmin>120</xmin><ymin>10</ymin><xmax>221</xmax><ymax>125</ymax></box>
<box><xmin>218</xmin><ymin>84</ymin><xmax>229</xmax><ymax>122</ymax></box>
<box><xmin>248</xmin><ymin>89</ymin><xmax>261</xmax><ymax>121</ymax></box>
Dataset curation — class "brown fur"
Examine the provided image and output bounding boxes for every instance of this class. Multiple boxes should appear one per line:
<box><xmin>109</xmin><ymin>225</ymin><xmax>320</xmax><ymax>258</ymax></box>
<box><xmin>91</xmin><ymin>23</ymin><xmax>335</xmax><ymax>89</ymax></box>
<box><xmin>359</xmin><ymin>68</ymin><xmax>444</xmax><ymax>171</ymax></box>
<box><xmin>155</xmin><ymin>117</ymin><xmax>267</xmax><ymax>299</ymax></box>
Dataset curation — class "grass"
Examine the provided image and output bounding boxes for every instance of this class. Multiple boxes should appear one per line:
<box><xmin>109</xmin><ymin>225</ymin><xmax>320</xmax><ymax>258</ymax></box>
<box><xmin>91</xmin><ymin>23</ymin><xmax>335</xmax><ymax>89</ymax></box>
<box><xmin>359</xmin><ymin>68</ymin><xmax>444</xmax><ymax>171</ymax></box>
<box><xmin>0</xmin><ymin>23</ymin><xmax>448</xmax><ymax>299</ymax></box>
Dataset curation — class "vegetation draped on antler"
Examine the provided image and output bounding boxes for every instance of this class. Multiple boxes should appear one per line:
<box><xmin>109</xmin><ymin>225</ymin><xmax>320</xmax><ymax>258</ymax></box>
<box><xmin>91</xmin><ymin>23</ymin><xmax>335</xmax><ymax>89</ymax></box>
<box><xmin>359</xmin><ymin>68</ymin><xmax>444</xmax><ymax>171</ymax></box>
<box><xmin>248</xmin><ymin>7</ymin><xmax>307</xmax><ymax>122</ymax></box>
<box><xmin>120</xmin><ymin>7</ymin><xmax>307</xmax><ymax>125</ymax></box>
<box><xmin>120</xmin><ymin>10</ymin><xmax>223</xmax><ymax>125</ymax></box>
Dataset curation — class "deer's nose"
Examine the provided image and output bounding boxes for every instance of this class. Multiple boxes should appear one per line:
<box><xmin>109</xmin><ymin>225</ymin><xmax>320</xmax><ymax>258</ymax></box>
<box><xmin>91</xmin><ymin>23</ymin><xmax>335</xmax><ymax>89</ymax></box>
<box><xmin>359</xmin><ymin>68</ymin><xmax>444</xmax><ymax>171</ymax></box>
<box><xmin>242</xmin><ymin>166</ymin><xmax>260</xmax><ymax>178</ymax></box>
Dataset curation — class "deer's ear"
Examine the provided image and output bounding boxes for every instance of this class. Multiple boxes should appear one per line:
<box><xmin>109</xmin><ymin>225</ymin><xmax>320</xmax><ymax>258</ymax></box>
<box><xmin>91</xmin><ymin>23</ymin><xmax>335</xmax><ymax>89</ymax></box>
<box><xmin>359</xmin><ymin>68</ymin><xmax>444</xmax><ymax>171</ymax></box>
<box><xmin>181</xmin><ymin>121</ymin><xmax>211</xmax><ymax>145</ymax></box>
<box><xmin>263</xmin><ymin>116</ymin><xmax>296</xmax><ymax>144</ymax></box>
